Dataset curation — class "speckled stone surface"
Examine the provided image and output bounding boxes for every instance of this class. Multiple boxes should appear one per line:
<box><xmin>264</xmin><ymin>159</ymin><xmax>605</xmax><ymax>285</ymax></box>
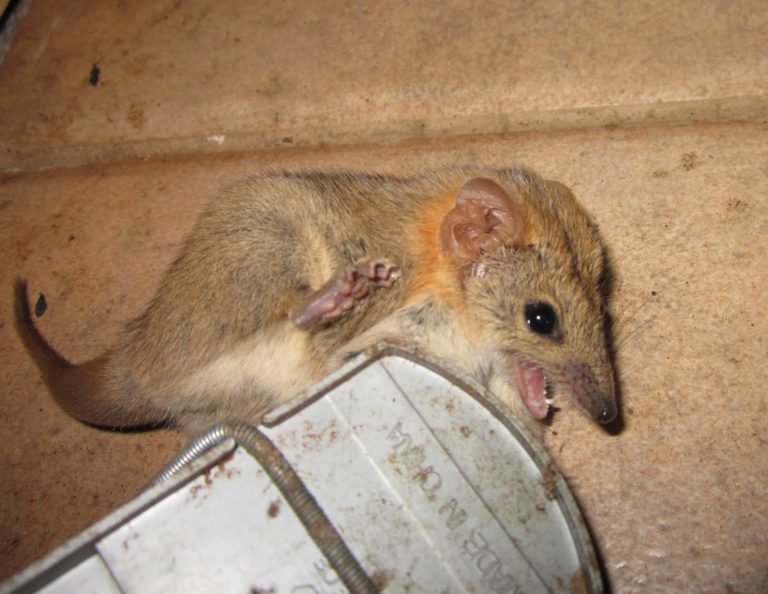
<box><xmin>0</xmin><ymin>0</ymin><xmax>767</xmax><ymax>592</ymax></box>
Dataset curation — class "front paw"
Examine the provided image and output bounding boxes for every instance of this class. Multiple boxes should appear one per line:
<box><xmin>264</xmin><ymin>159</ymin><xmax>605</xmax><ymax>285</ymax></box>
<box><xmin>352</xmin><ymin>259</ymin><xmax>399</xmax><ymax>289</ymax></box>
<box><xmin>292</xmin><ymin>259</ymin><xmax>400</xmax><ymax>327</ymax></box>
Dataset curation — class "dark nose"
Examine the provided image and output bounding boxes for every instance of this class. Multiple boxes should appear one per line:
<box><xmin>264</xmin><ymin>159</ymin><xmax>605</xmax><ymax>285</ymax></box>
<box><xmin>596</xmin><ymin>401</ymin><xmax>617</xmax><ymax>424</ymax></box>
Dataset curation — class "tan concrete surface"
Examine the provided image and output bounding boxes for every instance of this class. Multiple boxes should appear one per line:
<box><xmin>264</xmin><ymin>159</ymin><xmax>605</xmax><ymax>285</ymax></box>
<box><xmin>0</xmin><ymin>0</ymin><xmax>766</xmax><ymax>172</ymax></box>
<box><xmin>2</xmin><ymin>123</ymin><xmax>767</xmax><ymax>591</ymax></box>
<box><xmin>1</xmin><ymin>0</ymin><xmax>767</xmax><ymax>592</ymax></box>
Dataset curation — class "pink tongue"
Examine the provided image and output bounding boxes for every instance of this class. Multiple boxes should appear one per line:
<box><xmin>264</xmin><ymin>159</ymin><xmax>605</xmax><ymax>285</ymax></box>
<box><xmin>517</xmin><ymin>361</ymin><xmax>549</xmax><ymax>419</ymax></box>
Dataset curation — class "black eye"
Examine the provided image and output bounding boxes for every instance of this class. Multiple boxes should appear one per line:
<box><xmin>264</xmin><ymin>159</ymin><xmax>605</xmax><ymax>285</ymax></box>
<box><xmin>525</xmin><ymin>302</ymin><xmax>558</xmax><ymax>335</ymax></box>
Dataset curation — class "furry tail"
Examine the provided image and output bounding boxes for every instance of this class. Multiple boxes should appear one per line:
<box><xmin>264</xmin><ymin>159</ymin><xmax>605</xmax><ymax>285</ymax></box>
<box><xmin>14</xmin><ymin>278</ymin><xmax>168</xmax><ymax>429</ymax></box>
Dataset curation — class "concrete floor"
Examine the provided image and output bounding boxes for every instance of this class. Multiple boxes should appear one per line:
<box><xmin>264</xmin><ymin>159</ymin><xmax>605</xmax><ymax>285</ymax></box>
<box><xmin>1</xmin><ymin>1</ymin><xmax>767</xmax><ymax>592</ymax></box>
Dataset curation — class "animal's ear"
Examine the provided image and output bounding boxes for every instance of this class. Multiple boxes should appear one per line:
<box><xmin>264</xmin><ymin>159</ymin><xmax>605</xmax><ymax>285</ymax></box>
<box><xmin>544</xmin><ymin>179</ymin><xmax>575</xmax><ymax>200</ymax></box>
<box><xmin>439</xmin><ymin>178</ymin><xmax>526</xmax><ymax>263</ymax></box>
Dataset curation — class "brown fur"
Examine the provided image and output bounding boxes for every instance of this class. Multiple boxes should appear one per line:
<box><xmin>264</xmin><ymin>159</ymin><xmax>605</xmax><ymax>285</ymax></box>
<box><xmin>14</xmin><ymin>167</ymin><xmax>617</xmax><ymax>436</ymax></box>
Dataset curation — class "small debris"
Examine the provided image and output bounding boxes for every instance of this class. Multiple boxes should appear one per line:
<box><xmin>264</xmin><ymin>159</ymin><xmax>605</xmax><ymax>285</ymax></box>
<box><xmin>726</xmin><ymin>197</ymin><xmax>748</xmax><ymax>213</ymax></box>
<box><xmin>126</xmin><ymin>103</ymin><xmax>146</xmax><ymax>128</ymax></box>
<box><xmin>267</xmin><ymin>500</ymin><xmax>281</xmax><ymax>518</ymax></box>
<box><xmin>89</xmin><ymin>63</ymin><xmax>100</xmax><ymax>86</ymax></box>
<box><xmin>371</xmin><ymin>570</ymin><xmax>390</xmax><ymax>589</ymax></box>
<box><xmin>680</xmin><ymin>152</ymin><xmax>699</xmax><ymax>171</ymax></box>
<box><xmin>539</xmin><ymin>462</ymin><xmax>557</xmax><ymax>500</ymax></box>
<box><xmin>35</xmin><ymin>294</ymin><xmax>47</xmax><ymax>317</ymax></box>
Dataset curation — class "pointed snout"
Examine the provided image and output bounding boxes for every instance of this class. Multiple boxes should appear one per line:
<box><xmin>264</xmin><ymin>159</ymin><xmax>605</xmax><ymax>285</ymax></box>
<box><xmin>560</xmin><ymin>361</ymin><xmax>617</xmax><ymax>425</ymax></box>
<box><xmin>592</xmin><ymin>394</ymin><xmax>617</xmax><ymax>424</ymax></box>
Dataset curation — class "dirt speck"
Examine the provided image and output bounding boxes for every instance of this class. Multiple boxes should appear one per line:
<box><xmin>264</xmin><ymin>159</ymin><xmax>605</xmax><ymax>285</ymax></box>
<box><xmin>570</xmin><ymin>568</ymin><xmax>589</xmax><ymax>594</ymax></box>
<box><xmin>188</xmin><ymin>484</ymin><xmax>204</xmax><ymax>500</ymax></box>
<box><xmin>34</xmin><ymin>293</ymin><xmax>47</xmax><ymax>317</ymax></box>
<box><xmin>218</xmin><ymin>450</ymin><xmax>235</xmax><ymax>466</ymax></box>
<box><xmin>89</xmin><ymin>63</ymin><xmax>100</xmax><ymax>86</ymax></box>
<box><xmin>652</xmin><ymin>169</ymin><xmax>668</xmax><ymax>178</ymax></box>
<box><xmin>126</xmin><ymin>103</ymin><xmax>146</xmax><ymax>129</ymax></box>
<box><xmin>301</xmin><ymin>419</ymin><xmax>340</xmax><ymax>451</ymax></box>
<box><xmin>267</xmin><ymin>500</ymin><xmax>281</xmax><ymax>518</ymax></box>
<box><xmin>459</xmin><ymin>426</ymin><xmax>471</xmax><ymax>438</ymax></box>
<box><xmin>680</xmin><ymin>152</ymin><xmax>699</xmax><ymax>171</ymax></box>
<box><xmin>122</xmin><ymin>529</ymin><xmax>140</xmax><ymax>551</ymax></box>
<box><xmin>414</xmin><ymin>467</ymin><xmax>431</xmax><ymax>484</ymax></box>
<box><xmin>539</xmin><ymin>462</ymin><xmax>557</xmax><ymax>500</ymax></box>
<box><xmin>371</xmin><ymin>569</ymin><xmax>390</xmax><ymax>589</ymax></box>
<box><xmin>215</xmin><ymin>451</ymin><xmax>240</xmax><ymax>479</ymax></box>
<box><xmin>726</xmin><ymin>197</ymin><xmax>748</xmax><ymax>213</ymax></box>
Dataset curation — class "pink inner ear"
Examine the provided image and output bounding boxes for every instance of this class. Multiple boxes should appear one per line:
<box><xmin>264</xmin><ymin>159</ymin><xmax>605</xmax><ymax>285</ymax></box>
<box><xmin>439</xmin><ymin>178</ymin><xmax>525</xmax><ymax>261</ymax></box>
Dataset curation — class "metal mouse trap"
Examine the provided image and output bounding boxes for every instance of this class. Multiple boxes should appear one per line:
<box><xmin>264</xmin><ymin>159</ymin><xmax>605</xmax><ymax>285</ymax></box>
<box><xmin>2</xmin><ymin>347</ymin><xmax>603</xmax><ymax>594</ymax></box>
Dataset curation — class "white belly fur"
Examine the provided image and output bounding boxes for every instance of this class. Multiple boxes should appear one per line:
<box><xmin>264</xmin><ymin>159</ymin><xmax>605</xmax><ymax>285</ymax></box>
<box><xmin>178</xmin><ymin>320</ymin><xmax>316</xmax><ymax>420</ymax></box>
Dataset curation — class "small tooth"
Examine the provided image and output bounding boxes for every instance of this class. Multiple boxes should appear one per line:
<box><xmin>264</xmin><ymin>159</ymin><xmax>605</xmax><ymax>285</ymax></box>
<box><xmin>545</xmin><ymin>397</ymin><xmax>554</xmax><ymax>405</ymax></box>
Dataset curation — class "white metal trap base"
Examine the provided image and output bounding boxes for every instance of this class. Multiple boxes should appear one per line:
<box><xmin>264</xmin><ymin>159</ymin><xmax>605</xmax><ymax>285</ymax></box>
<box><xmin>2</xmin><ymin>348</ymin><xmax>603</xmax><ymax>594</ymax></box>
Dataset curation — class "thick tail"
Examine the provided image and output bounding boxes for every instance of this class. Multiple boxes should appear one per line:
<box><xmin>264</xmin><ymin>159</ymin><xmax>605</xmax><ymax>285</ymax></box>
<box><xmin>13</xmin><ymin>278</ymin><xmax>168</xmax><ymax>429</ymax></box>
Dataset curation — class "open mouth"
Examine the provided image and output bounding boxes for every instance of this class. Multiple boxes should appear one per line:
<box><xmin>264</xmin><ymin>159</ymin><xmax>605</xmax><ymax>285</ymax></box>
<box><xmin>512</xmin><ymin>360</ymin><xmax>554</xmax><ymax>420</ymax></box>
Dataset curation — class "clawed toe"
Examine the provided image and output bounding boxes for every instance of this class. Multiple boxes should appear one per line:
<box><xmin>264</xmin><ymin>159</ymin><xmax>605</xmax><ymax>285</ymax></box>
<box><xmin>292</xmin><ymin>258</ymin><xmax>400</xmax><ymax>327</ymax></box>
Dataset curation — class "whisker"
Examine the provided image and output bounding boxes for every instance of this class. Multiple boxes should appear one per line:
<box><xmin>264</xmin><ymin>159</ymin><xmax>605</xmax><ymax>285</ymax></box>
<box><xmin>614</xmin><ymin>315</ymin><xmax>656</xmax><ymax>353</ymax></box>
<box><xmin>610</xmin><ymin>295</ymin><xmax>652</xmax><ymax>336</ymax></box>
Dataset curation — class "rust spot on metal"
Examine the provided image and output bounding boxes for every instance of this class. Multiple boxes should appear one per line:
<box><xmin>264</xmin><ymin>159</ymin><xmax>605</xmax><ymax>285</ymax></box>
<box><xmin>267</xmin><ymin>500</ymin><xmax>281</xmax><ymax>518</ymax></box>
<box><xmin>218</xmin><ymin>450</ymin><xmax>236</xmax><ymax>467</ymax></box>
<box><xmin>122</xmin><ymin>529</ymin><xmax>140</xmax><ymax>551</ymax></box>
<box><xmin>214</xmin><ymin>452</ymin><xmax>240</xmax><ymax>480</ymax></box>
<box><xmin>188</xmin><ymin>484</ymin><xmax>205</xmax><ymax>500</ymax></box>
<box><xmin>569</xmin><ymin>568</ymin><xmax>589</xmax><ymax>594</ymax></box>
<box><xmin>371</xmin><ymin>569</ymin><xmax>390</xmax><ymax>589</ymax></box>
<box><xmin>301</xmin><ymin>419</ymin><xmax>341</xmax><ymax>451</ymax></box>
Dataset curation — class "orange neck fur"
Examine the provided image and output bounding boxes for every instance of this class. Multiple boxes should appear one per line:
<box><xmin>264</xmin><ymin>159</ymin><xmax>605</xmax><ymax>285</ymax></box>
<box><xmin>405</xmin><ymin>188</ymin><xmax>466</xmax><ymax>311</ymax></box>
